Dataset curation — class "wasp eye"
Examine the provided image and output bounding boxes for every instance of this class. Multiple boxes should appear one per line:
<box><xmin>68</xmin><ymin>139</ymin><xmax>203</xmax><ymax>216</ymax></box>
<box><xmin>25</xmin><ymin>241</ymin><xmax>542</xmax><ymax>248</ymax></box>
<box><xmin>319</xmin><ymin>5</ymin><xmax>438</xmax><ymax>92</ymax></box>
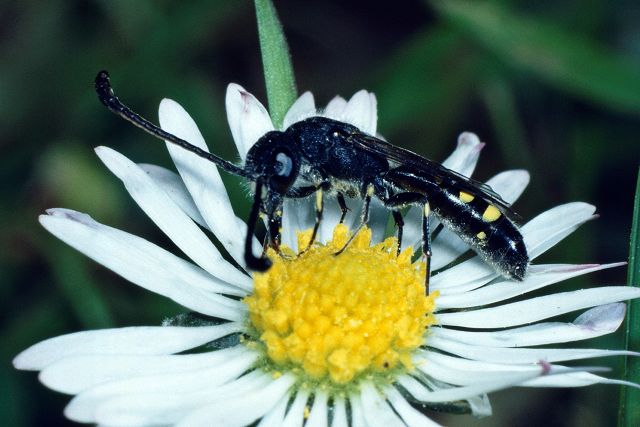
<box><xmin>275</xmin><ymin>152</ymin><xmax>293</xmax><ymax>177</ymax></box>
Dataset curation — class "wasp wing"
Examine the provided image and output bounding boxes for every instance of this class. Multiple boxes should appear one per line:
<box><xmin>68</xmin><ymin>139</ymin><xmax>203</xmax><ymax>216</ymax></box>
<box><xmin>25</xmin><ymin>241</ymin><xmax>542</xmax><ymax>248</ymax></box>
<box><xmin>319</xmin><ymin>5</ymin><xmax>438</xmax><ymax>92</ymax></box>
<box><xmin>346</xmin><ymin>132</ymin><xmax>518</xmax><ymax>216</ymax></box>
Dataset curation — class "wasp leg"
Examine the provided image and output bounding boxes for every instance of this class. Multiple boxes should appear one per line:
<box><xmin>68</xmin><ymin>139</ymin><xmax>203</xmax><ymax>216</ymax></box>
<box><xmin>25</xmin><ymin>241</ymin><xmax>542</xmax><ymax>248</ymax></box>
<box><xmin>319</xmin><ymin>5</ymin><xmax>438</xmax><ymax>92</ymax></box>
<box><xmin>334</xmin><ymin>185</ymin><xmax>373</xmax><ymax>256</ymax></box>
<box><xmin>381</xmin><ymin>192</ymin><xmax>424</xmax><ymax>258</ymax></box>
<box><xmin>422</xmin><ymin>202</ymin><xmax>432</xmax><ymax>295</ymax></box>
<box><xmin>391</xmin><ymin>210</ymin><xmax>404</xmax><ymax>256</ymax></box>
<box><xmin>337</xmin><ymin>192</ymin><xmax>349</xmax><ymax>224</ymax></box>
<box><xmin>379</xmin><ymin>191</ymin><xmax>432</xmax><ymax>293</ymax></box>
<box><xmin>245</xmin><ymin>180</ymin><xmax>271</xmax><ymax>272</ymax></box>
<box><xmin>285</xmin><ymin>185</ymin><xmax>318</xmax><ymax>198</ymax></box>
<box><xmin>267</xmin><ymin>208</ymin><xmax>283</xmax><ymax>251</ymax></box>
<box><xmin>299</xmin><ymin>188</ymin><xmax>324</xmax><ymax>255</ymax></box>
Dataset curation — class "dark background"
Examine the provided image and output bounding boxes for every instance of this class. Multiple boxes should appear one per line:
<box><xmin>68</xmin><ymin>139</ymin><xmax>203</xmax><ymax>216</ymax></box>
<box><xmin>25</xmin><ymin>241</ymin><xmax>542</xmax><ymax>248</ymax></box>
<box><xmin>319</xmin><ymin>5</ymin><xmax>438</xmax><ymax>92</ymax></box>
<box><xmin>2</xmin><ymin>0</ymin><xmax>639</xmax><ymax>425</ymax></box>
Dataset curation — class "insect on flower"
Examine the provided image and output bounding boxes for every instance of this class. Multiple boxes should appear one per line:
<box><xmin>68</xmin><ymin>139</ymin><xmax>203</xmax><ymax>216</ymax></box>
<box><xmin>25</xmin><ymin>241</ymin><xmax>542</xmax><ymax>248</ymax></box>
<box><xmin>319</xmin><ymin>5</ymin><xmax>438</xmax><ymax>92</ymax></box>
<box><xmin>95</xmin><ymin>70</ymin><xmax>529</xmax><ymax>292</ymax></box>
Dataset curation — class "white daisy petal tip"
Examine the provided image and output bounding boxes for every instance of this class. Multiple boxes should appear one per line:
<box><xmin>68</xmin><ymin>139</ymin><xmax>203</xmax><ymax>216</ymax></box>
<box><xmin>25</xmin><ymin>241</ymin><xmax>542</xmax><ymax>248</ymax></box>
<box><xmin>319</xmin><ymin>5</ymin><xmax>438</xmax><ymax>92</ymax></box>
<box><xmin>40</xmin><ymin>208</ymin><xmax>94</xmax><ymax>228</ymax></box>
<box><xmin>322</xmin><ymin>95</ymin><xmax>347</xmax><ymax>119</ymax></box>
<box><xmin>282</xmin><ymin>91</ymin><xmax>316</xmax><ymax>129</ymax></box>
<box><xmin>225</xmin><ymin>83</ymin><xmax>274</xmax><ymax>157</ymax></box>
<box><xmin>158</xmin><ymin>97</ymin><xmax>184</xmax><ymax>123</ymax></box>
<box><xmin>341</xmin><ymin>90</ymin><xmax>375</xmax><ymax>134</ymax></box>
<box><xmin>575</xmin><ymin>302</ymin><xmax>627</xmax><ymax>332</ymax></box>
<box><xmin>457</xmin><ymin>131</ymin><xmax>484</xmax><ymax>151</ymax></box>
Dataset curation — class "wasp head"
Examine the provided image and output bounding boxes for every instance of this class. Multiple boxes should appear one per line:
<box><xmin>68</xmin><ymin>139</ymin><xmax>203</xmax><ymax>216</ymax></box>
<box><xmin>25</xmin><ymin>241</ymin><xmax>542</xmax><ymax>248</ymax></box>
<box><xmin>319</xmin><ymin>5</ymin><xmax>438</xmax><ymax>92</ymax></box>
<box><xmin>242</xmin><ymin>131</ymin><xmax>302</xmax><ymax>272</ymax></box>
<box><xmin>244</xmin><ymin>131</ymin><xmax>300</xmax><ymax>208</ymax></box>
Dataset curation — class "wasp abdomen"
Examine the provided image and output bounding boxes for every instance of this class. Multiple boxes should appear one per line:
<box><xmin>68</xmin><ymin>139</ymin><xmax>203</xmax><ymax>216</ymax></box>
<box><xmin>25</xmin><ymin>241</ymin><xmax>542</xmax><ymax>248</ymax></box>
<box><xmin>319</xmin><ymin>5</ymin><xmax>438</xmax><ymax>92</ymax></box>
<box><xmin>384</xmin><ymin>168</ymin><xmax>528</xmax><ymax>280</ymax></box>
<box><xmin>435</xmin><ymin>187</ymin><xmax>528</xmax><ymax>280</ymax></box>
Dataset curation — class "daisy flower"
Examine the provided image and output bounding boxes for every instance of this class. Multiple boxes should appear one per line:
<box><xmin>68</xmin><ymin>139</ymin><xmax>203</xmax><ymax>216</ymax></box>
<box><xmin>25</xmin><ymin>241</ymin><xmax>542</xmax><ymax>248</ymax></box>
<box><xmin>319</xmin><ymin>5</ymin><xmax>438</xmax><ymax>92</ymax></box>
<box><xmin>14</xmin><ymin>84</ymin><xmax>640</xmax><ymax>426</ymax></box>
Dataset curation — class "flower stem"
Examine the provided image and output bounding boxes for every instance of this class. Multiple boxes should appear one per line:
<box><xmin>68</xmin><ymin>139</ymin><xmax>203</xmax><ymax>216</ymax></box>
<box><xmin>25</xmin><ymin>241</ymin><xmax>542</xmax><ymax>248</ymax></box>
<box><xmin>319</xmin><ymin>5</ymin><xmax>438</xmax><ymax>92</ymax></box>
<box><xmin>254</xmin><ymin>0</ymin><xmax>297</xmax><ymax>128</ymax></box>
<box><xmin>619</xmin><ymin>168</ymin><xmax>640</xmax><ymax>427</ymax></box>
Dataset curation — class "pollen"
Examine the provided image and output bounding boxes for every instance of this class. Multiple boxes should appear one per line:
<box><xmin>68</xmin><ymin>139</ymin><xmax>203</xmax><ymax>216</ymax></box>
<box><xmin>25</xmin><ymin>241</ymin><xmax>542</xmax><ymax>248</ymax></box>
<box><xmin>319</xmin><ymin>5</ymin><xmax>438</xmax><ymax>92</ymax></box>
<box><xmin>244</xmin><ymin>224</ymin><xmax>438</xmax><ymax>385</ymax></box>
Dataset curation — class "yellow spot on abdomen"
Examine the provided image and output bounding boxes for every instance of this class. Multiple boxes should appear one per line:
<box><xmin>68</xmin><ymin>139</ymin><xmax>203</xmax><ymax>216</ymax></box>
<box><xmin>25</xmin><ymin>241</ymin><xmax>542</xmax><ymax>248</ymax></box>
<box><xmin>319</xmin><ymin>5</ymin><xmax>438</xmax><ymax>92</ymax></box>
<box><xmin>459</xmin><ymin>191</ymin><xmax>474</xmax><ymax>203</ymax></box>
<box><xmin>482</xmin><ymin>205</ymin><xmax>502</xmax><ymax>222</ymax></box>
<box><xmin>244</xmin><ymin>224</ymin><xmax>438</xmax><ymax>385</ymax></box>
<box><xmin>476</xmin><ymin>231</ymin><xmax>487</xmax><ymax>240</ymax></box>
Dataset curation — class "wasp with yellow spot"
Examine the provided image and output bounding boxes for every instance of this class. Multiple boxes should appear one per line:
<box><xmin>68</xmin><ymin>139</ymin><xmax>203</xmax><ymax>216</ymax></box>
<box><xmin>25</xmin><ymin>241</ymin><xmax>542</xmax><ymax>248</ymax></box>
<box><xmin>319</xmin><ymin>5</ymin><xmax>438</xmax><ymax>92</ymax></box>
<box><xmin>95</xmin><ymin>71</ymin><xmax>528</xmax><ymax>293</ymax></box>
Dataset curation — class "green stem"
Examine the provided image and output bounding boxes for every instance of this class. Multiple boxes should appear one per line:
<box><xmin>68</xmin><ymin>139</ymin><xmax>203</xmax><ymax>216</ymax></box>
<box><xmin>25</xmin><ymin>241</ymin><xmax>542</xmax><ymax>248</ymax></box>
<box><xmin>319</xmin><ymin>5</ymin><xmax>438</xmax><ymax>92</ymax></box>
<box><xmin>254</xmin><ymin>0</ymin><xmax>297</xmax><ymax>128</ymax></box>
<box><xmin>619</xmin><ymin>168</ymin><xmax>640</xmax><ymax>427</ymax></box>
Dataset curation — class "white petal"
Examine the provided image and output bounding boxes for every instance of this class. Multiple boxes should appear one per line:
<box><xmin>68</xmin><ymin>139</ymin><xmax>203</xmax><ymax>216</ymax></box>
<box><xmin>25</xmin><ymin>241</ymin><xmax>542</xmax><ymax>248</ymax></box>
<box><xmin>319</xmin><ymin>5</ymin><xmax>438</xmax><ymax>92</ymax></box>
<box><xmin>305</xmin><ymin>391</ymin><xmax>328</xmax><ymax>427</ymax></box>
<box><xmin>467</xmin><ymin>394</ymin><xmax>493</xmax><ymax>417</ymax></box>
<box><xmin>39</xmin><ymin>345</ymin><xmax>247</xmax><ymax>394</ymax></box>
<box><xmin>385</xmin><ymin>388</ymin><xmax>442</xmax><ymax>427</ymax></box>
<box><xmin>523</xmin><ymin>202</ymin><xmax>597</xmax><ymax>258</ymax></box>
<box><xmin>334</xmin><ymin>197</ymin><xmax>388</xmax><ymax>245</ymax></box>
<box><xmin>317</xmin><ymin>196</ymin><xmax>344</xmax><ymax>243</ymax></box>
<box><xmin>225</xmin><ymin>83</ymin><xmax>274</xmax><ymax>159</ymax></box>
<box><xmin>348</xmin><ymin>394</ymin><xmax>367</xmax><ymax>427</ymax></box>
<box><xmin>69</xmin><ymin>358</ymin><xmax>263</xmax><ymax>424</ymax></box>
<box><xmin>437</xmin><ymin>263</ymin><xmax>623</xmax><ymax>309</ymax></box>
<box><xmin>96</xmin><ymin>146</ymin><xmax>251</xmax><ymax>287</ymax></box>
<box><xmin>397</xmin><ymin>368</ymin><xmax>543</xmax><ymax>403</ymax></box>
<box><xmin>415</xmin><ymin>351</ymin><xmax>627</xmax><ymax>392</ymax></box>
<box><xmin>368</xmin><ymin>198</ymin><xmax>390</xmax><ymax>243</ymax></box>
<box><xmin>433</xmin><ymin>202</ymin><xmax>599</xmax><ymax>294</ymax></box>
<box><xmin>38</xmin><ymin>209</ymin><xmax>248</xmax><ymax>317</ymax></box>
<box><xmin>368</xmin><ymin>93</ymin><xmax>378</xmax><ymax>135</ymax></box>
<box><xmin>415</xmin><ymin>350</ymin><xmax>540</xmax><ymax>386</ymax></box>
<box><xmin>341</xmin><ymin>90</ymin><xmax>374</xmax><ymax>134</ymax></box>
<box><xmin>141</xmin><ymin>164</ymin><xmax>251</xmax><ymax>253</ymax></box>
<box><xmin>138</xmin><ymin>164</ymin><xmax>208</xmax><ymax>228</ymax></box>
<box><xmin>485</xmin><ymin>169</ymin><xmax>530</xmax><ymax>204</ymax></box>
<box><xmin>281</xmin><ymin>389</ymin><xmax>309</xmax><ymax>427</ymax></box>
<box><xmin>283</xmin><ymin>91</ymin><xmax>316</xmax><ymax>129</ymax></box>
<box><xmin>177</xmin><ymin>374</ymin><xmax>295</xmax><ymax>427</ymax></box>
<box><xmin>85</xmin><ymin>373</ymin><xmax>270</xmax><ymax>425</ymax></box>
<box><xmin>432</xmin><ymin>302</ymin><xmax>627</xmax><ymax>347</ymax></box>
<box><xmin>441</xmin><ymin>132</ymin><xmax>484</xmax><ymax>177</ymax></box>
<box><xmin>323</xmin><ymin>96</ymin><xmax>347</xmax><ymax>119</ymax></box>
<box><xmin>330</xmin><ymin>396</ymin><xmax>348</xmax><ymax>427</ymax></box>
<box><xmin>359</xmin><ymin>383</ymin><xmax>405</xmax><ymax>427</ymax></box>
<box><xmin>431</xmin><ymin>258</ymin><xmax>495</xmax><ymax>295</ymax></box>
<box><xmin>281</xmin><ymin>197</ymin><xmax>315</xmax><ymax>251</ymax></box>
<box><xmin>427</xmin><ymin>335</ymin><xmax>637</xmax><ymax>364</ymax></box>
<box><xmin>159</xmin><ymin>99</ymin><xmax>260</xmax><ymax>268</ymax></box>
<box><xmin>401</xmin><ymin>205</ymin><xmax>425</xmax><ymax>253</ymax></box>
<box><xmin>438</xmin><ymin>286</ymin><xmax>640</xmax><ymax>328</ymax></box>
<box><xmin>93</xmin><ymin>373</ymin><xmax>270</xmax><ymax>427</ymax></box>
<box><xmin>429</xmin><ymin>234</ymin><xmax>469</xmax><ymax>271</ymax></box>
<box><xmin>523</xmin><ymin>371</ymin><xmax>618</xmax><ymax>387</ymax></box>
<box><xmin>257</xmin><ymin>393</ymin><xmax>289</xmax><ymax>427</ymax></box>
<box><xmin>13</xmin><ymin>324</ymin><xmax>241</xmax><ymax>371</ymax></box>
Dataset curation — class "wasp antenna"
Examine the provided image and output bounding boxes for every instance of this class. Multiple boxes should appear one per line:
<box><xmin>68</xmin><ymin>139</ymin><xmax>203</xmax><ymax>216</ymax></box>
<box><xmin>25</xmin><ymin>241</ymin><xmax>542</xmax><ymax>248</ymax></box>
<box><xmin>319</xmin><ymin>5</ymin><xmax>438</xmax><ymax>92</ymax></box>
<box><xmin>94</xmin><ymin>70</ymin><xmax>249</xmax><ymax>178</ymax></box>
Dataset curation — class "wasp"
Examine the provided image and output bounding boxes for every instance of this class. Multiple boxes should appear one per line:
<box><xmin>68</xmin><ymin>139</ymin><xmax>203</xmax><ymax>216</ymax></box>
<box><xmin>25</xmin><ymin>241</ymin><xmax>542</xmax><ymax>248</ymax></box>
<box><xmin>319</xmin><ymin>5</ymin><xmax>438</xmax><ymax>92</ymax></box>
<box><xmin>95</xmin><ymin>71</ymin><xmax>529</xmax><ymax>293</ymax></box>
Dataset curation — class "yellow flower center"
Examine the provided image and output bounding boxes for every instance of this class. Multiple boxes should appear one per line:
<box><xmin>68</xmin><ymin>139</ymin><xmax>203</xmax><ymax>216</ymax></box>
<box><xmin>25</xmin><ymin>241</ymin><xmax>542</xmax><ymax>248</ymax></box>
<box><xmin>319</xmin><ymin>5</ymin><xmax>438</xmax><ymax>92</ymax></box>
<box><xmin>244</xmin><ymin>224</ymin><xmax>438</xmax><ymax>385</ymax></box>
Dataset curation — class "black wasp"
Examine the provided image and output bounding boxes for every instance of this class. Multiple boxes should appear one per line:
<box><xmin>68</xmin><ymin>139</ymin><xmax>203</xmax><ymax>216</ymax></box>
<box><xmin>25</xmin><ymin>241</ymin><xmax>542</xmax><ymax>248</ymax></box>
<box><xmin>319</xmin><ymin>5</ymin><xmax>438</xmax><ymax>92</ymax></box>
<box><xmin>95</xmin><ymin>71</ymin><xmax>528</xmax><ymax>293</ymax></box>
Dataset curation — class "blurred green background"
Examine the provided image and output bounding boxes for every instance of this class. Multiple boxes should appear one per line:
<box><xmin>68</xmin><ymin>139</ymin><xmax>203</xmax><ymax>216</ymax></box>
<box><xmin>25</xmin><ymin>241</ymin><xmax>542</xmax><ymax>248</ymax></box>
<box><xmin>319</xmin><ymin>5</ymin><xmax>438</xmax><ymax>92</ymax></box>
<box><xmin>2</xmin><ymin>0</ymin><xmax>640</xmax><ymax>425</ymax></box>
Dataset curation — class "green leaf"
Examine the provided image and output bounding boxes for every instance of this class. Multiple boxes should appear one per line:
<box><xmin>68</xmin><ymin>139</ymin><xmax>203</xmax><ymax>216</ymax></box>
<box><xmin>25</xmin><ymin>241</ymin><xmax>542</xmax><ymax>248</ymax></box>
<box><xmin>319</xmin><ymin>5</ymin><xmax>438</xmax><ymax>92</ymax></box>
<box><xmin>373</xmin><ymin>27</ymin><xmax>481</xmax><ymax>150</ymax></box>
<box><xmin>47</xmin><ymin>242</ymin><xmax>114</xmax><ymax>329</ymax></box>
<box><xmin>619</xmin><ymin>169</ymin><xmax>640</xmax><ymax>427</ymax></box>
<box><xmin>254</xmin><ymin>0</ymin><xmax>297</xmax><ymax>128</ymax></box>
<box><xmin>479</xmin><ymin>77</ymin><xmax>533</xmax><ymax>170</ymax></box>
<box><xmin>432</xmin><ymin>0</ymin><xmax>640</xmax><ymax>116</ymax></box>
